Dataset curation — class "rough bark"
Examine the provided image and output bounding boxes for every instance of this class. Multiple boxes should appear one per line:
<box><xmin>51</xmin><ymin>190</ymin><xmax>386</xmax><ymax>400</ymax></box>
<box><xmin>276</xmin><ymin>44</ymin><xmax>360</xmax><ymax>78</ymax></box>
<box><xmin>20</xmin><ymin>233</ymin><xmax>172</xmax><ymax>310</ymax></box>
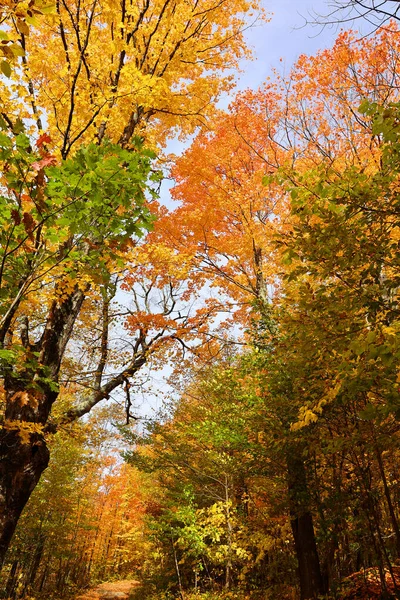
<box><xmin>0</xmin><ymin>428</ymin><xmax>50</xmax><ymax>567</ymax></box>
<box><xmin>0</xmin><ymin>288</ymin><xmax>85</xmax><ymax>566</ymax></box>
<box><xmin>287</xmin><ymin>450</ymin><xmax>325</xmax><ymax>600</ymax></box>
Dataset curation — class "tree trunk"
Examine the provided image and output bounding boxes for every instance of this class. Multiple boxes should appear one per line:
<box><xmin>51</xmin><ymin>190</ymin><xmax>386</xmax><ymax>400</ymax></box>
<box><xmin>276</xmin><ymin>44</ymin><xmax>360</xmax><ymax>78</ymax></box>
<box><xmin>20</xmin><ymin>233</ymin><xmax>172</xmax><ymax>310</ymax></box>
<box><xmin>287</xmin><ymin>450</ymin><xmax>325</xmax><ymax>600</ymax></box>
<box><xmin>224</xmin><ymin>476</ymin><xmax>233</xmax><ymax>591</ymax></box>
<box><xmin>0</xmin><ymin>288</ymin><xmax>89</xmax><ymax>566</ymax></box>
<box><xmin>23</xmin><ymin>532</ymin><xmax>46</xmax><ymax>593</ymax></box>
<box><xmin>4</xmin><ymin>559</ymin><xmax>19</xmax><ymax>599</ymax></box>
<box><xmin>373</xmin><ymin>439</ymin><xmax>400</xmax><ymax>558</ymax></box>
<box><xmin>0</xmin><ymin>428</ymin><xmax>49</xmax><ymax>567</ymax></box>
<box><xmin>171</xmin><ymin>532</ymin><xmax>184</xmax><ymax>600</ymax></box>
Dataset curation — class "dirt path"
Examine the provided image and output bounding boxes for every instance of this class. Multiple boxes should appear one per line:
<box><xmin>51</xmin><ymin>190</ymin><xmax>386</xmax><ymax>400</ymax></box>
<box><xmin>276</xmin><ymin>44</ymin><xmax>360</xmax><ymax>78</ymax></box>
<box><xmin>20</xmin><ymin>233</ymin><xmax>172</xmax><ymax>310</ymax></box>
<box><xmin>76</xmin><ymin>579</ymin><xmax>140</xmax><ymax>600</ymax></box>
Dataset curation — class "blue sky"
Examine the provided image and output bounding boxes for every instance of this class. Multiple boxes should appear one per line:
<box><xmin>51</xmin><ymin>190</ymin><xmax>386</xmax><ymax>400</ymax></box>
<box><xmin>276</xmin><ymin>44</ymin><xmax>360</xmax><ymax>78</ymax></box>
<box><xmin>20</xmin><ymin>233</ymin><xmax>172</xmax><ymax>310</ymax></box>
<box><xmin>239</xmin><ymin>0</ymin><xmax>364</xmax><ymax>93</ymax></box>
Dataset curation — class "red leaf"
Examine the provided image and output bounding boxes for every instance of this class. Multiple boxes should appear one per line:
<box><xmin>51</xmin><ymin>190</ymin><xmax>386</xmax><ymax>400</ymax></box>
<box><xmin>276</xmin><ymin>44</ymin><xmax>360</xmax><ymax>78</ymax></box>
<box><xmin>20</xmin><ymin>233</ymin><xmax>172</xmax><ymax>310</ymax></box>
<box><xmin>32</xmin><ymin>155</ymin><xmax>57</xmax><ymax>170</ymax></box>
<box><xmin>11</xmin><ymin>209</ymin><xmax>21</xmax><ymax>225</ymax></box>
<box><xmin>36</xmin><ymin>133</ymin><xmax>52</xmax><ymax>149</ymax></box>
<box><xmin>22</xmin><ymin>212</ymin><xmax>35</xmax><ymax>239</ymax></box>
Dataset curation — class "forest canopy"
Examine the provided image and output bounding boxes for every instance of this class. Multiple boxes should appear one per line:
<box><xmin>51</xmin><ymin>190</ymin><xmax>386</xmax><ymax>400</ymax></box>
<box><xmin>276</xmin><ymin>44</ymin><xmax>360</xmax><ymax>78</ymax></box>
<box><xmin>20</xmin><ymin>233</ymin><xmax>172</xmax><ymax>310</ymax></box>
<box><xmin>0</xmin><ymin>3</ymin><xmax>400</xmax><ymax>600</ymax></box>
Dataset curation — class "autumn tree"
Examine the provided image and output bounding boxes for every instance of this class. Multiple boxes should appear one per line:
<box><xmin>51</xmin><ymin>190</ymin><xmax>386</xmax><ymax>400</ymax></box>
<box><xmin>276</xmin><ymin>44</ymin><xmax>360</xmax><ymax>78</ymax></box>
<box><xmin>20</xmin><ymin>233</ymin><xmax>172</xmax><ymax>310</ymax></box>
<box><xmin>258</xmin><ymin>27</ymin><xmax>400</xmax><ymax>599</ymax></box>
<box><xmin>0</xmin><ymin>406</ymin><xmax>153</xmax><ymax>598</ymax></box>
<box><xmin>154</xmin><ymin>23</ymin><xmax>400</xmax><ymax>599</ymax></box>
<box><xmin>112</xmin><ymin>23</ymin><xmax>400</xmax><ymax>600</ymax></box>
<box><xmin>125</xmin><ymin>357</ymin><xmax>294</xmax><ymax>597</ymax></box>
<box><xmin>0</xmin><ymin>0</ymin><xmax>263</xmax><ymax>566</ymax></box>
<box><xmin>269</xmin><ymin>96</ymin><xmax>400</xmax><ymax>594</ymax></box>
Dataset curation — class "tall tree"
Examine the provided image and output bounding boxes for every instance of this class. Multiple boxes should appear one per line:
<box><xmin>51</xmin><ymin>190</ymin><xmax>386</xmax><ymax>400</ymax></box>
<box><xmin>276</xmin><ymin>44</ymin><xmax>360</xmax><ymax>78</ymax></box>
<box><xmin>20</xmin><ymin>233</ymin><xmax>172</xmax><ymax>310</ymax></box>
<box><xmin>0</xmin><ymin>0</ymin><xmax>263</xmax><ymax>565</ymax></box>
<box><xmin>157</xmin><ymin>23</ymin><xmax>400</xmax><ymax>598</ymax></box>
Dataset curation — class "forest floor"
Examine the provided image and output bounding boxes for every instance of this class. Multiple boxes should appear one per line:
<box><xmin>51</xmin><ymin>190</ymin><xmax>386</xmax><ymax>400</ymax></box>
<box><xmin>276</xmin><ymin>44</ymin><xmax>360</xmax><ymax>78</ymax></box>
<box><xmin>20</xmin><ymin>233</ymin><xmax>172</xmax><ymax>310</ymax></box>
<box><xmin>76</xmin><ymin>580</ymin><xmax>140</xmax><ymax>600</ymax></box>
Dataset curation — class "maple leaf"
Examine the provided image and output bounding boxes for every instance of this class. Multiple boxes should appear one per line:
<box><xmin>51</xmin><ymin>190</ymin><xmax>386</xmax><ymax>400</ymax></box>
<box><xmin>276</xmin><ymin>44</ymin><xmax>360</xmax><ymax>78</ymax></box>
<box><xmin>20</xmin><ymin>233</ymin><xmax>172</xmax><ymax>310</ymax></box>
<box><xmin>36</xmin><ymin>133</ymin><xmax>52</xmax><ymax>148</ymax></box>
<box><xmin>31</xmin><ymin>155</ymin><xmax>57</xmax><ymax>170</ymax></box>
<box><xmin>22</xmin><ymin>211</ymin><xmax>36</xmax><ymax>238</ymax></box>
<box><xmin>11</xmin><ymin>208</ymin><xmax>21</xmax><ymax>225</ymax></box>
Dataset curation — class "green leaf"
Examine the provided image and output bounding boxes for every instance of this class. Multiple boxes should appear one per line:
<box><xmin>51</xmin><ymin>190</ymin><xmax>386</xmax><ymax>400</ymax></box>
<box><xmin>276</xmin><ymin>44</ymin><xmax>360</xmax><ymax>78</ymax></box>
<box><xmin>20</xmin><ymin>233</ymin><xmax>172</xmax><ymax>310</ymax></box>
<box><xmin>0</xmin><ymin>348</ymin><xmax>15</xmax><ymax>363</ymax></box>
<box><xmin>15</xmin><ymin>133</ymin><xmax>31</xmax><ymax>149</ymax></box>
<box><xmin>358</xmin><ymin>98</ymin><xmax>375</xmax><ymax>115</ymax></box>
<box><xmin>14</xmin><ymin>119</ymin><xmax>25</xmax><ymax>134</ymax></box>
<box><xmin>0</xmin><ymin>132</ymin><xmax>12</xmax><ymax>147</ymax></box>
<box><xmin>1</xmin><ymin>60</ymin><xmax>11</xmax><ymax>78</ymax></box>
